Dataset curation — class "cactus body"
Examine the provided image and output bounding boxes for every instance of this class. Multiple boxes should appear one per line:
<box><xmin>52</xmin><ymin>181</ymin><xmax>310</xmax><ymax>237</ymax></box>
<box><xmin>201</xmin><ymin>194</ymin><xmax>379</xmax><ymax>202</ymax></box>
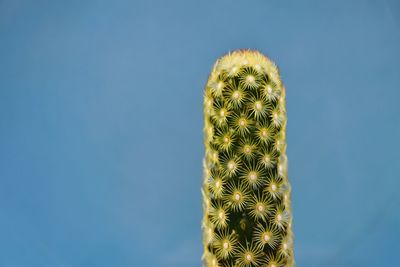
<box><xmin>202</xmin><ymin>50</ymin><xmax>294</xmax><ymax>267</ymax></box>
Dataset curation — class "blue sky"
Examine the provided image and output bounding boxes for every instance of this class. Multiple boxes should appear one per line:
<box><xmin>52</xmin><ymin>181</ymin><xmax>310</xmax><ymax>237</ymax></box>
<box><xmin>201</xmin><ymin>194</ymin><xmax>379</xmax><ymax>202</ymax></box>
<box><xmin>0</xmin><ymin>0</ymin><xmax>399</xmax><ymax>266</ymax></box>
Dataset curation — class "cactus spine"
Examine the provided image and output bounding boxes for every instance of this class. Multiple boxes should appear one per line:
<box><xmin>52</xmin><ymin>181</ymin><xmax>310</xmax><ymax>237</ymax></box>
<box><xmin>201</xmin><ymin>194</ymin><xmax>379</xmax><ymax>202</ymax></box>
<box><xmin>202</xmin><ymin>50</ymin><xmax>294</xmax><ymax>267</ymax></box>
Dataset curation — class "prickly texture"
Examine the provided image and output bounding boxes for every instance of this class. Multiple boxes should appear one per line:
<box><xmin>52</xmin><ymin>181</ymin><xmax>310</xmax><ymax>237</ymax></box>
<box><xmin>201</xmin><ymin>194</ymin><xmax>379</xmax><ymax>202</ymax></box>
<box><xmin>202</xmin><ymin>50</ymin><xmax>294</xmax><ymax>267</ymax></box>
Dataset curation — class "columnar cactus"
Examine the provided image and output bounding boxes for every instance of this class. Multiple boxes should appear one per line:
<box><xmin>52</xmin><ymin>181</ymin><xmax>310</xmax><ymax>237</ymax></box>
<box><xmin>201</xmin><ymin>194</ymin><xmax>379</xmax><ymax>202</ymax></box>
<box><xmin>201</xmin><ymin>50</ymin><xmax>294</xmax><ymax>267</ymax></box>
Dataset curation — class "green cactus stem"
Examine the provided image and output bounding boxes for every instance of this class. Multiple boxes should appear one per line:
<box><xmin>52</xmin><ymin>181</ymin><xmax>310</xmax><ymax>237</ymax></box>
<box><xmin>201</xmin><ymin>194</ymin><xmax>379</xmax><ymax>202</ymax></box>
<box><xmin>201</xmin><ymin>49</ymin><xmax>294</xmax><ymax>267</ymax></box>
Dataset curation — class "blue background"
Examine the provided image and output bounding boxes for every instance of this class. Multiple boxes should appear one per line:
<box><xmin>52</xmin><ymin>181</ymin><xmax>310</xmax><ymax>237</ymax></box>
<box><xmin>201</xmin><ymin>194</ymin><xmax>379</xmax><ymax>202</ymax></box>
<box><xmin>1</xmin><ymin>1</ymin><xmax>399</xmax><ymax>266</ymax></box>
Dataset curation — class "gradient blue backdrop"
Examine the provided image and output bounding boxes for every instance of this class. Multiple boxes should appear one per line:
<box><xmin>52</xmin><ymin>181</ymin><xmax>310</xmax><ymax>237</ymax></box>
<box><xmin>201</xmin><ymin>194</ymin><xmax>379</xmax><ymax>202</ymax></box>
<box><xmin>1</xmin><ymin>1</ymin><xmax>399</xmax><ymax>266</ymax></box>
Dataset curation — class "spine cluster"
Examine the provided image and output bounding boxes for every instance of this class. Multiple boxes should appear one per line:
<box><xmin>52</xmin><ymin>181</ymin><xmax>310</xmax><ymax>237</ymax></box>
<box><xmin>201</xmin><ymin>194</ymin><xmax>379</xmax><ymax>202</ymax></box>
<box><xmin>202</xmin><ymin>50</ymin><xmax>294</xmax><ymax>267</ymax></box>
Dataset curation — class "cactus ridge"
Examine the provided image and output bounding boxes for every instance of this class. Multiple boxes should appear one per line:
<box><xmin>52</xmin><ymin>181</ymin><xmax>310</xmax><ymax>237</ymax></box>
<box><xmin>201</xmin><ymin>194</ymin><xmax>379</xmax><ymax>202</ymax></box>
<box><xmin>202</xmin><ymin>50</ymin><xmax>294</xmax><ymax>267</ymax></box>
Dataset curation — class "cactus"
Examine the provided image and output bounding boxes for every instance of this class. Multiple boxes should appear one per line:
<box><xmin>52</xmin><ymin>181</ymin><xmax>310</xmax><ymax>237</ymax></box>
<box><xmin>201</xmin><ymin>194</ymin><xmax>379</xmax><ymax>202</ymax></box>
<box><xmin>201</xmin><ymin>50</ymin><xmax>294</xmax><ymax>267</ymax></box>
